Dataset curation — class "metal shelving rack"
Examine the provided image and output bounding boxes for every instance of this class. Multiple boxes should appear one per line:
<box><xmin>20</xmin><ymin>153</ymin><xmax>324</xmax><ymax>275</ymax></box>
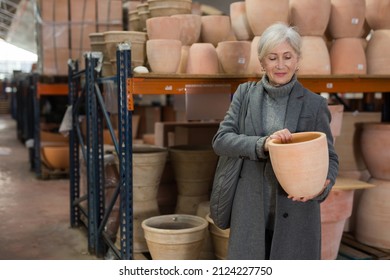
<box><xmin>69</xmin><ymin>44</ymin><xmax>134</xmax><ymax>260</ymax></box>
<box><xmin>69</xmin><ymin>42</ymin><xmax>390</xmax><ymax>260</ymax></box>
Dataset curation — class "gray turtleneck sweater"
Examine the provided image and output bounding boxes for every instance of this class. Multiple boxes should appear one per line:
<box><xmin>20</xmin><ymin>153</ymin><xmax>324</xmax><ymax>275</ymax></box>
<box><xmin>257</xmin><ymin>74</ymin><xmax>297</xmax><ymax>230</ymax></box>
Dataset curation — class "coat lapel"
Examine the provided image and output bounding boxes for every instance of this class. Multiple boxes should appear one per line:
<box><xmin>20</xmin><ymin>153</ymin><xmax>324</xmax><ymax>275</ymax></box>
<box><xmin>284</xmin><ymin>82</ymin><xmax>305</xmax><ymax>133</ymax></box>
<box><xmin>247</xmin><ymin>81</ymin><xmax>265</xmax><ymax>136</ymax></box>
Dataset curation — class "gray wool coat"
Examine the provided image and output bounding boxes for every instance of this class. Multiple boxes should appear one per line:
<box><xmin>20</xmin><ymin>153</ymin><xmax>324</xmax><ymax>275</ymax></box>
<box><xmin>212</xmin><ymin>80</ymin><xmax>339</xmax><ymax>260</ymax></box>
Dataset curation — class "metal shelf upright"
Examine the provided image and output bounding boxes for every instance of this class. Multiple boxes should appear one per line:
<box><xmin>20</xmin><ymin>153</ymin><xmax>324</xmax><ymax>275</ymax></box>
<box><xmin>69</xmin><ymin>44</ymin><xmax>134</xmax><ymax>260</ymax></box>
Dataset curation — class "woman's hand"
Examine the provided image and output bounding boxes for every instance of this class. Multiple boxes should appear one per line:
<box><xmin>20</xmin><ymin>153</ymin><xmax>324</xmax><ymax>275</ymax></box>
<box><xmin>264</xmin><ymin>128</ymin><xmax>293</xmax><ymax>151</ymax></box>
<box><xmin>288</xmin><ymin>179</ymin><xmax>331</xmax><ymax>202</ymax></box>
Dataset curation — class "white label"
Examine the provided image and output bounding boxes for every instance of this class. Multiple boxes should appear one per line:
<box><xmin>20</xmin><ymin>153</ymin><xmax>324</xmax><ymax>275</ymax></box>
<box><xmin>326</xmin><ymin>83</ymin><xmax>333</xmax><ymax>89</ymax></box>
<box><xmin>357</xmin><ymin>64</ymin><xmax>364</xmax><ymax>70</ymax></box>
<box><xmin>165</xmin><ymin>85</ymin><xmax>173</xmax><ymax>91</ymax></box>
<box><xmin>351</xmin><ymin>18</ymin><xmax>359</xmax><ymax>25</ymax></box>
<box><xmin>238</xmin><ymin>57</ymin><xmax>246</xmax><ymax>64</ymax></box>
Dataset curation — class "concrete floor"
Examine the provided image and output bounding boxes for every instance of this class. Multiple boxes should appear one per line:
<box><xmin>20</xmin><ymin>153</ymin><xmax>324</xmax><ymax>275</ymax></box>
<box><xmin>0</xmin><ymin>115</ymin><xmax>98</xmax><ymax>260</ymax></box>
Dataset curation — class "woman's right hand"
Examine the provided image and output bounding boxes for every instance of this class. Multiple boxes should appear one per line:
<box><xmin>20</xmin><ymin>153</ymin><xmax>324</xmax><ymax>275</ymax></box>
<box><xmin>264</xmin><ymin>128</ymin><xmax>293</xmax><ymax>151</ymax></box>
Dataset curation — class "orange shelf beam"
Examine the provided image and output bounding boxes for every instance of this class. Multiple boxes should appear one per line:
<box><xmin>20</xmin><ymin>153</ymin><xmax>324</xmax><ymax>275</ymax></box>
<box><xmin>37</xmin><ymin>82</ymin><xmax>69</xmax><ymax>97</ymax></box>
<box><xmin>127</xmin><ymin>74</ymin><xmax>390</xmax><ymax>95</ymax></box>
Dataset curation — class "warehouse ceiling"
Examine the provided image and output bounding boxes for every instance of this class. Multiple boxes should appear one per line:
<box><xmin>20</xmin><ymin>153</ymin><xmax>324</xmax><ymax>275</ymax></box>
<box><xmin>0</xmin><ymin>0</ymin><xmax>21</xmax><ymax>39</ymax></box>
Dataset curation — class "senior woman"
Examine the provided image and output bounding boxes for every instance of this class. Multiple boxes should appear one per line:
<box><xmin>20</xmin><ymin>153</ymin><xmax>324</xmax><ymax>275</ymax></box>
<box><xmin>211</xmin><ymin>22</ymin><xmax>338</xmax><ymax>260</ymax></box>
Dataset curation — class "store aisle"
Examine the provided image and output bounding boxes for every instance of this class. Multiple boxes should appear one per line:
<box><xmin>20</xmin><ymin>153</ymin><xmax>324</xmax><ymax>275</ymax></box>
<box><xmin>0</xmin><ymin>115</ymin><xmax>97</xmax><ymax>260</ymax></box>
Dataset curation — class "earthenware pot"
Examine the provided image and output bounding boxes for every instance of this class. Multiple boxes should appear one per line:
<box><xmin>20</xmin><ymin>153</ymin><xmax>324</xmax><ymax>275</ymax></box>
<box><xmin>216</xmin><ymin>41</ymin><xmax>251</xmax><ymax>74</ymax></box>
<box><xmin>268</xmin><ymin>132</ymin><xmax>329</xmax><ymax>197</ymax></box>
<box><xmin>146</xmin><ymin>39</ymin><xmax>182</xmax><ymax>73</ymax></box>
<box><xmin>171</xmin><ymin>14</ymin><xmax>202</xmax><ymax>46</ymax></box>
<box><xmin>200</xmin><ymin>15</ymin><xmax>231</xmax><ymax>47</ymax></box>
<box><xmin>330</xmin><ymin>38</ymin><xmax>367</xmax><ymax>75</ymax></box>
<box><xmin>230</xmin><ymin>1</ymin><xmax>253</xmax><ymax>41</ymax></box>
<box><xmin>299</xmin><ymin>36</ymin><xmax>331</xmax><ymax>75</ymax></box>
<box><xmin>365</xmin><ymin>0</ymin><xmax>390</xmax><ymax>30</ymax></box>
<box><xmin>186</xmin><ymin>43</ymin><xmax>219</xmax><ymax>74</ymax></box>
<box><xmin>142</xmin><ymin>214</ymin><xmax>208</xmax><ymax>259</ymax></box>
<box><xmin>366</xmin><ymin>30</ymin><xmax>390</xmax><ymax>75</ymax></box>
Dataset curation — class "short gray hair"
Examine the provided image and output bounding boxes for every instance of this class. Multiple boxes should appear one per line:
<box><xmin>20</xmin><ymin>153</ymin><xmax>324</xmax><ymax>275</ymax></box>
<box><xmin>257</xmin><ymin>22</ymin><xmax>302</xmax><ymax>62</ymax></box>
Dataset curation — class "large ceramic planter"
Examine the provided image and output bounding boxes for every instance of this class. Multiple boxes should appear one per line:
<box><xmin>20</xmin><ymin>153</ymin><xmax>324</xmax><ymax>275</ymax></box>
<box><xmin>206</xmin><ymin>214</ymin><xmax>230</xmax><ymax>260</ymax></box>
<box><xmin>360</xmin><ymin>122</ymin><xmax>390</xmax><ymax>180</ymax></box>
<box><xmin>299</xmin><ymin>36</ymin><xmax>331</xmax><ymax>75</ymax></box>
<box><xmin>247</xmin><ymin>36</ymin><xmax>262</xmax><ymax>75</ymax></box>
<box><xmin>146</xmin><ymin>16</ymin><xmax>181</xmax><ymax>40</ymax></box>
<box><xmin>196</xmin><ymin>201</ymin><xmax>215</xmax><ymax>259</ymax></box>
<box><xmin>186</xmin><ymin>43</ymin><xmax>220</xmax><ymax>74</ymax></box>
<box><xmin>330</xmin><ymin>38</ymin><xmax>367</xmax><ymax>75</ymax></box>
<box><xmin>169</xmin><ymin>145</ymin><xmax>218</xmax><ymax>214</ymax></box>
<box><xmin>146</xmin><ymin>39</ymin><xmax>182</xmax><ymax>73</ymax></box>
<box><xmin>366</xmin><ymin>0</ymin><xmax>390</xmax><ymax>30</ymax></box>
<box><xmin>230</xmin><ymin>1</ymin><xmax>253</xmax><ymax>41</ymax></box>
<box><xmin>366</xmin><ymin>30</ymin><xmax>390</xmax><ymax>75</ymax></box>
<box><xmin>171</xmin><ymin>14</ymin><xmax>202</xmax><ymax>46</ymax></box>
<box><xmin>141</xmin><ymin>214</ymin><xmax>208</xmax><ymax>259</ymax></box>
<box><xmin>289</xmin><ymin>0</ymin><xmax>331</xmax><ymax>36</ymax></box>
<box><xmin>147</xmin><ymin>0</ymin><xmax>192</xmax><ymax>17</ymax></box>
<box><xmin>320</xmin><ymin>177</ymin><xmax>375</xmax><ymax>259</ymax></box>
<box><xmin>216</xmin><ymin>41</ymin><xmax>251</xmax><ymax>74</ymax></box>
<box><xmin>200</xmin><ymin>15</ymin><xmax>231</xmax><ymax>47</ymax></box>
<box><xmin>355</xmin><ymin>178</ymin><xmax>390</xmax><ymax>249</ymax></box>
<box><xmin>245</xmin><ymin>0</ymin><xmax>289</xmax><ymax>36</ymax></box>
<box><xmin>327</xmin><ymin>0</ymin><xmax>366</xmax><ymax>39</ymax></box>
<box><xmin>268</xmin><ymin>132</ymin><xmax>328</xmax><ymax>197</ymax></box>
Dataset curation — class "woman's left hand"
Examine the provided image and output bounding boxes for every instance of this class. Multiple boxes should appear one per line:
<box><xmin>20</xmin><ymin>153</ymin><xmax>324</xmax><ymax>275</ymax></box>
<box><xmin>288</xmin><ymin>179</ymin><xmax>331</xmax><ymax>202</ymax></box>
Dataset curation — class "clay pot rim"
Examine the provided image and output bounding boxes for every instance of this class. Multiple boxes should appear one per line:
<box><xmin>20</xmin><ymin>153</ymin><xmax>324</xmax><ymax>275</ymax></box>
<box><xmin>141</xmin><ymin>214</ymin><xmax>208</xmax><ymax>234</ymax></box>
<box><xmin>268</xmin><ymin>131</ymin><xmax>326</xmax><ymax>146</ymax></box>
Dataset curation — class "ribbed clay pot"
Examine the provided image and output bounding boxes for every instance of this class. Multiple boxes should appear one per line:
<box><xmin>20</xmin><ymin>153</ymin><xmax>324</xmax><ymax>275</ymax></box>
<box><xmin>299</xmin><ymin>36</ymin><xmax>331</xmax><ymax>75</ymax></box>
<box><xmin>171</xmin><ymin>14</ymin><xmax>202</xmax><ymax>46</ymax></box>
<box><xmin>268</xmin><ymin>132</ymin><xmax>329</xmax><ymax>197</ymax></box>
<box><xmin>230</xmin><ymin>1</ymin><xmax>254</xmax><ymax>41</ymax></box>
<box><xmin>216</xmin><ymin>41</ymin><xmax>251</xmax><ymax>74</ymax></box>
<box><xmin>320</xmin><ymin>188</ymin><xmax>354</xmax><ymax>259</ymax></box>
<box><xmin>289</xmin><ymin>0</ymin><xmax>331</xmax><ymax>36</ymax></box>
<box><xmin>206</xmin><ymin>214</ymin><xmax>230</xmax><ymax>260</ymax></box>
<box><xmin>366</xmin><ymin>0</ymin><xmax>390</xmax><ymax>30</ymax></box>
<box><xmin>200</xmin><ymin>15</ymin><xmax>231</xmax><ymax>47</ymax></box>
<box><xmin>355</xmin><ymin>178</ymin><xmax>390</xmax><ymax>249</ymax></box>
<box><xmin>147</xmin><ymin>0</ymin><xmax>192</xmax><ymax>17</ymax></box>
<box><xmin>146</xmin><ymin>39</ymin><xmax>182</xmax><ymax>73</ymax></box>
<box><xmin>360</xmin><ymin>122</ymin><xmax>390</xmax><ymax>180</ymax></box>
<box><xmin>366</xmin><ymin>30</ymin><xmax>390</xmax><ymax>74</ymax></box>
<box><xmin>142</xmin><ymin>214</ymin><xmax>208</xmax><ymax>259</ymax></box>
<box><xmin>330</xmin><ymin>38</ymin><xmax>367</xmax><ymax>75</ymax></box>
<box><xmin>186</xmin><ymin>43</ymin><xmax>219</xmax><ymax>74</ymax></box>
<box><xmin>146</xmin><ymin>16</ymin><xmax>181</xmax><ymax>40</ymax></box>
<box><xmin>169</xmin><ymin>145</ymin><xmax>218</xmax><ymax>214</ymax></box>
<box><xmin>247</xmin><ymin>36</ymin><xmax>262</xmax><ymax>75</ymax></box>
<box><xmin>327</xmin><ymin>0</ymin><xmax>366</xmax><ymax>39</ymax></box>
<box><xmin>245</xmin><ymin>0</ymin><xmax>289</xmax><ymax>36</ymax></box>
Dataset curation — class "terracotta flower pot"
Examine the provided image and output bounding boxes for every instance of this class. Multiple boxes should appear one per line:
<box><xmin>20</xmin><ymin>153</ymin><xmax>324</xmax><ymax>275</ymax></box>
<box><xmin>141</xmin><ymin>214</ymin><xmax>208</xmax><ymax>259</ymax></box>
<box><xmin>247</xmin><ymin>36</ymin><xmax>262</xmax><ymax>75</ymax></box>
<box><xmin>355</xmin><ymin>178</ymin><xmax>390</xmax><ymax>249</ymax></box>
<box><xmin>186</xmin><ymin>43</ymin><xmax>220</xmax><ymax>74</ymax></box>
<box><xmin>299</xmin><ymin>36</ymin><xmax>331</xmax><ymax>75</ymax></box>
<box><xmin>147</xmin><ymin>0</ymin><xmax>192</xmax><ymax>17</ymax></box>
<box><xmin>320</xmin><ymin>188</ymin><xmax>354</xmax><ymax>259</ymax></box>
<box><xmin>41</xmin><ymin>144</ymin><xmax>69</xmax><ymax>170</ymax></box>
<box><xmin>146</xmin><ymin>16</ymin><xmax>181</xmax><ymax>40</ymax></box>
<box><xmin>146</xmin><ymin>39</ymin><xmax>182</xmax><ymax>73</ymax></box>
<box><xmin>200</xmin><ymin>15</ymin><xmax>231</xmax><ymax>47</ymax></box>
<box><xmin>230</xmin><ymin>1</ymin><xmax>254</xmax><ymax>41</ymax></box>
<box><xmin>268</xmin><ymin>132</ymin><xmax>329</xmax><ymax>197</ymax></box>
<box><xmin>328</xmin><ymin>104</ymin><xmax>344</xmax><ymax>143</ymax></box>
<box><xmin>171</xmin><ymin>14</ymin><xmax>202</xmax><ymax>46</ymax></box>
<box><xmin>216</xmin><ymin>41</ymin><xmax>251</xmax><ymax>74</ymax></box>
<box><xmin>245</xmin><ymin>0</ymin><xmax>289</xmax><ymax>36</ymax></box>
<box><xmin>366</xmin><ymin>30</ymin><xmax>390</xmax><ymax>75</ymax></box>
<box><xmin>366</xmin><ymin>0</ymin><xmax>390</xmax><ymax>30</ymax></box>
<box><xmin>169</xmin><ymin>145</ymin><xmax>218</xmax><ymax>214</ymax></box>
<box><xmin>289</xmin><ymin>0</ymin><xmax>331</xmax><ymax>36</ymax></box>
<box><xmin>206</xmin><ymin>214</ymin><xmax>230</xmax><ymax>260</ymax></box>
<box><xmin>330</xmin><ymin>37</ymin><xmax>367</xmax><ymax>75</ymax></box>
<box><xmin>327</xmin><ymin>0</ymin><xmax>366</xmax><ymax>39</ymax></box>
<box><xmin>360</xmin><ymin>122</ymin><xmax>390</xmax><ymax>180</ymax></box>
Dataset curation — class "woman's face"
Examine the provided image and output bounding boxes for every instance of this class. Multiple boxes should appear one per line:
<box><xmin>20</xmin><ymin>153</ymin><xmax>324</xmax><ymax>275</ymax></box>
<box><xmin>260</xmin><ymin>41</ymin><xmax>299</xmax><ymax>87</ymax></box>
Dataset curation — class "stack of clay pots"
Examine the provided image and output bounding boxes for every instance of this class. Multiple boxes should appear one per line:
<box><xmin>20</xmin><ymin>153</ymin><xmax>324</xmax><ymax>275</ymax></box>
<box><xmin>327</xmin><ymin>0</ymin><xmax>367</xmax><ymax>75</ymax></box>
<box><xmin>289</xmin><ymin>0</ymin><xmax>331</xmax><ymax>75</ymax></box>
